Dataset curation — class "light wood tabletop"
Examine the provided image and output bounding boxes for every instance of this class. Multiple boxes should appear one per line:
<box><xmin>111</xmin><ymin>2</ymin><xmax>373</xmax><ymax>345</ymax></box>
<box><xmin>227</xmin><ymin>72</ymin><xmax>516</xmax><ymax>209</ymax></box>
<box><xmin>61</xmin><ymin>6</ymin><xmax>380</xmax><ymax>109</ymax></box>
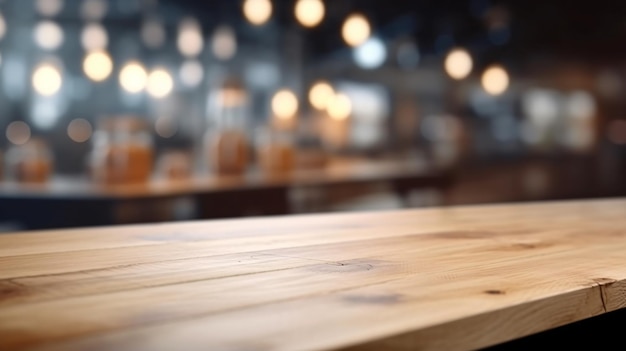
<box><xmin>1</xmin><ymin>198</ymin><xmax>626</xmax><ymax>351</ymax></box>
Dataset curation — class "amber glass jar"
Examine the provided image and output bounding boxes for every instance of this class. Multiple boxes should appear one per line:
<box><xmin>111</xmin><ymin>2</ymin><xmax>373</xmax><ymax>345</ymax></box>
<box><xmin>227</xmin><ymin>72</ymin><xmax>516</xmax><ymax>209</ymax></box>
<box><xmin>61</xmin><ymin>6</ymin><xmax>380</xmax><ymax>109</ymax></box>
<box><xmin>4</xmin><ymin>139</ymin><xmax>53</xmax><ymax>183</ymax></box>
<box><xmin>205</xmin><ymin>78</ymin><xmax>250</xmax><ymax>176</ymax></box>
<box><xmin>88</xmin><ymin>116</ymin><xmax>154</xmax><ymax>185</ymax></box>
<box><xmin>255</xmin><ymin>127</ymin><xmax>295</xmax><ymax>175</ymax></box>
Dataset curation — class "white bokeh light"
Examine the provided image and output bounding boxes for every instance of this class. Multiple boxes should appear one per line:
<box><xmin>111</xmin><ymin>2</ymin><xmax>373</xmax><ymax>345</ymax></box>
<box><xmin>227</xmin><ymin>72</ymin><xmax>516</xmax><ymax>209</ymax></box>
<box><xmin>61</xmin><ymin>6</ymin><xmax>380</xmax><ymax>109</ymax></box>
<box><xmin>353</xmin><ymin>37</ymin><xmax>387</xmax><ymax>69</ymax></box>
<box><xmin>36</xmin><ymin>0</ymin><xmax>63</xmax><ymax>17</ymax></box>
<box><xmin>177</xmin><ymin>18</ymin><xmax>203</xmax><ymax>58</ymax></box>
<box><xmin>444</xmin><ymin>48</ymin><xmax>472</xmax><ymax>80</ymax></box>
<box><xmin>81</xmin><ymin>23</ymin><xmax>108</xmax><ymax>51</ymax></box>
<box><xmin>34</xmin><ymin>21</ymin><xmax>64</xmax><ymax>51</ymax></box>
<box><xmin>81</xmin><ymin>0</ymin><xmax>108</xmax><ymax>21</ymax></box>
<box><xmin>0</xmin><ymin>12</ymin><xmax>6</xmax><ymax>40</ymax></box>
<box><xmin>179</xmin><ymin>60</ymin><xmax>204</xmax><ymax>88</ymax></box>
<box><xmin>141</xmin><ymin>19</ymin><xmax>166</xmax><ymax>49</ymax></box>
<box><xmin>211</xmin><ymin>26</ymin><xmax>237</xmax><ymax>61</ymax></box>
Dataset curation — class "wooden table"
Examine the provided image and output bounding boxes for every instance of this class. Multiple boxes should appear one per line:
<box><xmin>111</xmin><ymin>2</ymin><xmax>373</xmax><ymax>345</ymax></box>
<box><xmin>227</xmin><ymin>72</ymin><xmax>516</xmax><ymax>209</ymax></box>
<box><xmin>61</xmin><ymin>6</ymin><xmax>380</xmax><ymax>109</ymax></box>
<box><xmin>0</xmin><ymin>157</ymin><xmax>453</xmax><ymax>230</ymax></box>
<box><xmin>2</xmin><ymin>198</ymin><xmax>626</xmax><ymax>350</ymax></box>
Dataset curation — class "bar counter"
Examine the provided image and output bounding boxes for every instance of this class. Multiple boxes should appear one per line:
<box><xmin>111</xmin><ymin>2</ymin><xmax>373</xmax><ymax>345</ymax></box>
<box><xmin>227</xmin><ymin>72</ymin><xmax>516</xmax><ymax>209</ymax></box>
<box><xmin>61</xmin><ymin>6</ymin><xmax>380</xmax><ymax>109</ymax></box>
<box><xmin>1</xmin><ymin>198</ymin><xmax>626</xmax><ymax>350</ymax></box>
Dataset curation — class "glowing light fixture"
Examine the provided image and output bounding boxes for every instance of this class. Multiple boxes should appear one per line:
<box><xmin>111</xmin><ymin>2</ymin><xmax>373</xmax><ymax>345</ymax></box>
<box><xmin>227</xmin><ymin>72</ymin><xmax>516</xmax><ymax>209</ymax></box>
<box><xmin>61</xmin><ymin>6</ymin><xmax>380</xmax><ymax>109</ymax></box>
<box><xmin>308</xmin><ymin>81</ymin><xmax>334</xmax><ymax>110</ymax></box>
<box><xmin>353</xmin><ymin>37</ymin><xmax>387</xmax><ymax>69</ymax></box>
<box><xmin>32</xmin><ymin>63</ymin><xmax>62</xmax><ymax>96</ymax></box>
<box><xmin>119</xmin><ymin>61</ymin><xmax>147</xmax><ymax>93</ymax></box>
<box><xmin>295</xmin><ymin>0</ymin><xmax>325</xmax><ymax>28</ymax></box>
<box><xmin>243</xmin><ymin>0</ymin><xmax>272</xmax><ymax>26</ymax></box>
<box><xmin>179</xmin><ymin>60</ymin><xmax>204</xmax><ymax>88</ymax></box>
<box><xmin>147</xmin><ymin>68</ymin><xmax>174</xmax><ymax>98</ymax></box>
<box><xmin>444</xmin><ymin>48</ymin><xmax>472</xmax><ymax>80</ymax></box>
<box><xmin>481</xmin><ymin>65</ymin><xmax>509</xmax><ymax>96</ymax></box>
<box><xmin>83</xmin><ymin>50</ymin><xmax>113</xmax><ymax>82</ymax></box>
<box><xmin>177</xmin><ymin>18</ymin><xmax>203</xmax><ymax>58</ymax></box>
<box><xmin>33</xmin><ymin>21</ymin><xmax>64</xmax><ymax>51</ymax></box>
<box><xmin>211</xmin><ymin>26</ymin><xmax>237</xmax><ymax>61</ymax></box>
<box><xmin>272</xmin><ymin>89</ymin><xmax>298</xmax><ymax>119</ymax></box>
<box><xmin>342</xmin><ymin>14</ymin><xmax>370</xmax><ymax>47</ymax></box>
<box><xmin>327</xmin><ymin>93</ymin><xmax>352</xmax><ymax>120</ymax></box>
<box><xmin>80</xmin><ymin>23</ymin><xmax>108</xmax><ymax>51</ymax></box>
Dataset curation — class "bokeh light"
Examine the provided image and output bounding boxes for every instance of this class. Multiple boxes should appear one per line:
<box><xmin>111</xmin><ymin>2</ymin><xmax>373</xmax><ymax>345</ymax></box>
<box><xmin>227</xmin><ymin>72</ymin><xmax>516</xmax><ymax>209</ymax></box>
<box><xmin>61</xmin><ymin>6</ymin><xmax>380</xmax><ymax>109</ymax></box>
<box><xmin>481</xmin><ymin>65</ymin><xmax>509</xmax><ymax>96</ymax></box>
<box><xmin>141</xmin><ymin>19</ymin><xmax>166</xmax><ymax>49</ymax></box>
<box><xmin>33</xmin><ymin>21</ymin><xmax>64</xmax><ymax>51</ymax></box>
<box><xmin>81</xmin><ymin>0</ymin><xmax>108</xmax><ymax>21</ymax></box>
<box><xmin>353</xmin><ymin>37</ymin><xmax>387</xmax><ymax>69</ymax></box>
<box><xmin>83</xmin><ymin>50</ymin><xmax>113</xmax><ymax>82</ymax></box>
<box><xmin>6</xmin><ymin>121</ymin><xmax>31</xmax><ymax>146</ymax></box>
<box><xmin>155</xmin><ymin>116</ymin><xmax>178</xmax><ymax>138</ymax></box>
<box><xmin>0</xmin><ymin>12</ymin><xmax>6</xmax><ymax>40</ymax></box>
<box><xmin>444</xmin><ymin>48</ymin><xmax>472</xmax><ymax>80</ymax></box>
<box><xmin>179</xmin><ymin>60</ymin><xmax>204</xmax><ymax>88</ymax></box>
<box><xmin>327</xmin><ymin>93</ymin><xmax>352</xmax><ymax>120</ymax></box>
<box><xmin>67</xmin><ymin>118</ymin><xmax>93</xmax><ymax>143</ymax></box>
<box><xmin>295</xmin><ymin>0</ymin><xmax>325</xmax><ymax>28</ymax></box>
<box><xmin>342</xmin><ymin>14</ymin><xmax>371</xmax><ymax>47</ymax></box>
<box><xmin>147</xmin><ymin>68</ymin><xmax>174</xmax><ymax>98</ymax></box>
<box><xmin>36</xmin><ymin>0</ymin><xmax>63</xmax><ymax>17</ymax></box>
<box><xmin>177</xmin><ymin>18</ymin><xmax>203</xmax><ymax>58</ymax></box>
<box><xmin>119</xmin><ymin>61</ymin><xmax>147</xmax><ymax>93</ymax></box>
<box><xmin>212</xmin><ymin>26</ymin><xmax>237</xmax><ymax>61</ymax></box>
<box><xmin>32</xmin><ymin>64</ymin><xmax>62</xmax><ymax>96</ymax></box>
<box><xmin>81</xmin><ymin>23</ymin><xmax>108</xmax><ymax>51</ymax></box>
<box><xmin>272</xmin><ymin>89</ymin><xmax>298</xmax><ymax>119</ymax></box>
<box><xmin>309</xmin><ymin>81</ymin><xmax>334</xmax><ymax>110</ymax></box>
<box><xmin>243</xmin><ymin>0</ymin><xmax>272</xmax><ymax>26</ymax></box>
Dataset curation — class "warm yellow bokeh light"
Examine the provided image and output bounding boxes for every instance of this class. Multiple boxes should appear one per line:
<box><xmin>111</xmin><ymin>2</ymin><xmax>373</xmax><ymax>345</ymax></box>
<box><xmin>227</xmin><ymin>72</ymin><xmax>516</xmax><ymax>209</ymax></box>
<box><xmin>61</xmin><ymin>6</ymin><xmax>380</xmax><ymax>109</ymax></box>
<box><xmin>327</xmin><ymin>93</ymin><xmax>352</xmax><ymax>120</ymax></box>
<box><xmin>32</xmin><ymin>64</ymin><xmax>62</xmax><ymax>96</ymax></box>
<box><xmin>481</xmin><ymin>65</ymin><xmax>509</xmax><ymax>96</ymax></box>
<box><xmin>243</xmin><ymin>0</ymin><xmax>272</xmax><ymax>26</ymax></box>
<box><xmin>295</xmin><ymin>0</ymin><xmax>325</xmax><ymax>28</ymax></box>
<box><xmin>147</xmin><ymin>68</ymin><xmax>174</xmax><ymax>98</ymax></box>
<box><xmin>444</xmin><ymin>48</ymin><xmax>473</xmax><ymax>80</ymax></box>
<box><xmin>308</xmin><ymin>81</ymin><xmax>334</xmax><ymax>110</ymax></box>
<box><xmin>272</xmin><ymin>89</ymin><xmax>298</xmax><ymax>119</ymax></box>
<box><xmin>6</xmin><ymin>121</ymin><xmax>31</xmax><ymax>146</ymax></box>
<box><xmin>82</xmin><ymin>50</ymin><xmax>113</xmax><ymax>82</ymax></box>
<box><xmin>119</xmin><ymin>61</ymin><xmax>147</xmax><ymax>93</ymax></box>
<box><xmin>341</xmin><ymin>14</ymin><xmax>370</xmax><ymax>47</ymax></box>
<box><xmin>67</xmin><ymin>118</ymin><xmax>93</xmax><ymax>143</ymax></box>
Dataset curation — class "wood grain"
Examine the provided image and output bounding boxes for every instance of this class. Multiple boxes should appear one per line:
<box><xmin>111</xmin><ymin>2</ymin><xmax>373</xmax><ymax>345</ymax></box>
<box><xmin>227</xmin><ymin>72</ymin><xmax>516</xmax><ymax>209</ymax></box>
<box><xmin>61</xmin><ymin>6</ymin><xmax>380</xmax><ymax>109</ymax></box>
<box><xmin>1</xmin><ymin>198</ymin><xmax>626</xmax><ymax>351</ymax></box>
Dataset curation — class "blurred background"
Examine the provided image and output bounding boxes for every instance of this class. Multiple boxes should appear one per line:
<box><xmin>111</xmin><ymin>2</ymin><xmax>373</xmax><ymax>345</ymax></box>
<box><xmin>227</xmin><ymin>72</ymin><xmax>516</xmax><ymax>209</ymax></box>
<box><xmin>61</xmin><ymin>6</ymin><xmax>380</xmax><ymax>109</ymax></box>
<box><xmin>0</xmin><ymin>0</ymin><xmax>625</xmax><ymax>231</ymax></box>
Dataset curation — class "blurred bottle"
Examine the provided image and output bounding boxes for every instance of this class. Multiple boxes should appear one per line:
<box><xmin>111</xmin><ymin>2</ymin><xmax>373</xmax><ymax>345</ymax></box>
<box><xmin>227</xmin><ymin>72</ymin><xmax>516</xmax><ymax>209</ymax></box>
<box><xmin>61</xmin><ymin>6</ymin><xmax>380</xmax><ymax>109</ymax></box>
<box><xmin>5</xmin><ymin>139</ymin><xmax>53</xmax><ymax>183</ymax></box>
<box><xmin>205</xmin><ymin>77</ymin><xmax>250</xmax><ymax>176</ymax></box>
<box><xmin>88</xmin><ymin>116</ymin><xmax>154</xmax><ymax>185</ymax></box>
<box><xmin>156</xmin><ymin>150</ymin><xmax>193</xmax><ymax>181</ymax></box>
<box><xmin>255</xmin><ymin>127</ymin><xmax>295</xmax><ymax>176</ymax></box>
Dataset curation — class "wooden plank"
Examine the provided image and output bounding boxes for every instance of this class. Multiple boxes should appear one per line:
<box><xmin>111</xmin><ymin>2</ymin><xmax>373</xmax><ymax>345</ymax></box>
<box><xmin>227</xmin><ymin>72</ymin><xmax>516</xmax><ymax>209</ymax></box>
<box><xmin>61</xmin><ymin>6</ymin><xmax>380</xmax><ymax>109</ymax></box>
<box><xmin>1</xmin><ymin>199</ymin><xmax>626</xmax><ymax>351</ymax></box>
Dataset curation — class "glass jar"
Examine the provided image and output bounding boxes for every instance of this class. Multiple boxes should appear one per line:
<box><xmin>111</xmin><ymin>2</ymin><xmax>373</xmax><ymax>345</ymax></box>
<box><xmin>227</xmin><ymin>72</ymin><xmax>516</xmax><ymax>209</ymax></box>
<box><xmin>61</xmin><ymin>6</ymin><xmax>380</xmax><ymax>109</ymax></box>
<box><xmin>88</xmin><ymin>116</ymin><xmax>154</xmax><ymax>185</ymax></box>
<box><xmin>204</xmin><ymin>77</ymin><xmax>250</xmax><ymax>176</ymax></box>
<box><xmin>4</xmin><ymin>138</ymin><xmax>53</xmax><ymax>183</ymax></box>
<box><xmin>255</xmin><ymin>127</ymin><xmax>296</xmax><ymax>176</ymax></box>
